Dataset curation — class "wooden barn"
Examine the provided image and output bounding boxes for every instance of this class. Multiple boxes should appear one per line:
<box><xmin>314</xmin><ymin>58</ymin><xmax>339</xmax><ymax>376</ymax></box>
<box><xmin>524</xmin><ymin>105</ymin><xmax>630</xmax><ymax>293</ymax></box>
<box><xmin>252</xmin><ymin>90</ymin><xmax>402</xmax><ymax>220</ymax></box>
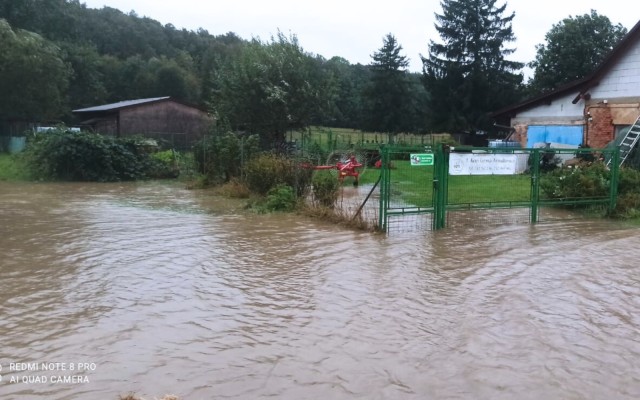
<box><xmin>73</xmin><ymin>97</ymin><xmax>214</xmax><ymax>149</ymax></box>
<box><xmin>493</xmin><ymin>19</ymin><xmax>640</xmax><ymax>151</ymax></box>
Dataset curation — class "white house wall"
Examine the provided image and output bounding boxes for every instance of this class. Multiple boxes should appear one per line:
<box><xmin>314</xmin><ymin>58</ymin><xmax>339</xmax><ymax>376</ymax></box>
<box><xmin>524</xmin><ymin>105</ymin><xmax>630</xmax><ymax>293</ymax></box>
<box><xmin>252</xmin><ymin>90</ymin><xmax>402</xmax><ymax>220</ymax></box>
<box><xmin>514</xmin><ymin>92</ymin><xmax>584</xmax><ymax>120</ymax></box>
<box><xmin>591</xmin><ymin>39</ymin><xmax>640</xmax><ymax>100</ymax></box>
<box><xmin>508</xmin><ymin>92</ymin><xmax>585</xmax><ymax>149</ymax></box>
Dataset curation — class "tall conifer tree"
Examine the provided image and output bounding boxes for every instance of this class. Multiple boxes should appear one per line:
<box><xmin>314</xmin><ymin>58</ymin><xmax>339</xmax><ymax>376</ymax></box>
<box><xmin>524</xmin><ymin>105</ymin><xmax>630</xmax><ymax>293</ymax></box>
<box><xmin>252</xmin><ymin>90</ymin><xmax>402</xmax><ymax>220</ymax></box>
<box><xmin>365</xmin><ymin>34</ymin><xmax>412</xmax><ymax>140</ymax></box>
<box><xmin>422</xmin><ymin>0</ymin><xmax>523</xmax><ymax>132</ymax></box>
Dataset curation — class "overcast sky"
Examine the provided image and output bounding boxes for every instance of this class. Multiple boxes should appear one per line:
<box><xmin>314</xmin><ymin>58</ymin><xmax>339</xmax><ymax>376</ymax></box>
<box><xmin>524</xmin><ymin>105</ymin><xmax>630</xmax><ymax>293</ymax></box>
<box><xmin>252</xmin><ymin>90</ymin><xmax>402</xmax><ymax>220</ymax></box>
<box><xmin>81</xmin><ymin>0</ymin><xmax>639</xmax><ymax>79</ymax></box>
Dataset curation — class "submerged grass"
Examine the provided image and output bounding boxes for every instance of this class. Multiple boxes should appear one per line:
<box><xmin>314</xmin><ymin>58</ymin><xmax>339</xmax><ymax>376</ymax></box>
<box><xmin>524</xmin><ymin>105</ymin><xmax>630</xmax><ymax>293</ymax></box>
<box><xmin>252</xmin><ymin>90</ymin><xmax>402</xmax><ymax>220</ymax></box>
<box><xmin>299</xmin><ymin>203</ymin><xmax>379</xmax><ymax>232</ymax></box>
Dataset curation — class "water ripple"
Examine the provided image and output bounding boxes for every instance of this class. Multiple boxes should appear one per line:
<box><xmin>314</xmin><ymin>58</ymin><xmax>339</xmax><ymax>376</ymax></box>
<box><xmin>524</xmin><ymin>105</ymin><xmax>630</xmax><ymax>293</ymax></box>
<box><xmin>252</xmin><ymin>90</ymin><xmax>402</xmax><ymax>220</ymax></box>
<box><xmin>0</xmin><ymin>182</ymin><xmax>639</xmax><ymax>399</ymax></box>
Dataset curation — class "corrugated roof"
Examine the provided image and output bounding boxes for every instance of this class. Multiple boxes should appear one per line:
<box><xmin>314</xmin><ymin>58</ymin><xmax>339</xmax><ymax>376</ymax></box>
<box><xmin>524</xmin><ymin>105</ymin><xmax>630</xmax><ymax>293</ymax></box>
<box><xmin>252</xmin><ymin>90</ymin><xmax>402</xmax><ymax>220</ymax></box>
<box><xmin>72</xmin><ymin>97</ymin><xmax>171</xmax><ymax>113</ymax></box>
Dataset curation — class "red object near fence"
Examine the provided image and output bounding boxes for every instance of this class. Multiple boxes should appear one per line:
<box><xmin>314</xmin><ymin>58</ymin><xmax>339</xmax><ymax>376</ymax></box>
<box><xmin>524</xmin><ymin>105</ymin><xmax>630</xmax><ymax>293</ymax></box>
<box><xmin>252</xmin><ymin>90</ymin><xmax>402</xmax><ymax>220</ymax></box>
<box><xmin>302</xmin><ymin>155</ymin><xmax>364</xmax><ymax>185</ymax></box>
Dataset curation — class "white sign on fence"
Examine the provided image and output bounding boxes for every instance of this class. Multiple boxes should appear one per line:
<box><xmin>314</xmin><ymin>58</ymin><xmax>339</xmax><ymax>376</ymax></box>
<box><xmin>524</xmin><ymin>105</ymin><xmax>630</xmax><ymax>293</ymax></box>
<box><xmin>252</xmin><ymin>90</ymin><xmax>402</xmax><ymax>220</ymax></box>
<box><xmin>449</xmin><ymin>153</ymin><xmax>524</xmax><ymax>175</ymax></box>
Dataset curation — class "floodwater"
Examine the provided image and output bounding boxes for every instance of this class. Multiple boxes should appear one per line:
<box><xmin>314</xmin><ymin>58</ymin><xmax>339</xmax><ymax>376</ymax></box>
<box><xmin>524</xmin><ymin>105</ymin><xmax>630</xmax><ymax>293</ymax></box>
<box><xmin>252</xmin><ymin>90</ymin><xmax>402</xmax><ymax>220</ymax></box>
<box><xmin>0</xmin><ymin>181</ymin><xmax>639</xmax><ymax>400</ymax></box>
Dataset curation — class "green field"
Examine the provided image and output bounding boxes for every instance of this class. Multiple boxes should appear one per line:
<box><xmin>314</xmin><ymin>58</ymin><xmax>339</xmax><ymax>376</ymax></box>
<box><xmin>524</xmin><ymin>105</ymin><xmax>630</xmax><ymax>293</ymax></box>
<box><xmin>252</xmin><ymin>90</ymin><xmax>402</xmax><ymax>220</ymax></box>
<box><xmin>352</xmin><ymin>160</ymin><xmax>532</xmax><ymax>208</ymax></box>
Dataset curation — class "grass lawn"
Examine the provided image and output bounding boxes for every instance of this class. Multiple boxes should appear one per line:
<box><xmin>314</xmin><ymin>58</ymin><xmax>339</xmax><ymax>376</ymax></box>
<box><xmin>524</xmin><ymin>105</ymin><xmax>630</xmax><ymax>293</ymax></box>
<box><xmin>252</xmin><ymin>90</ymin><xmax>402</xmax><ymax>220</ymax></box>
<box><xmin>0</xmin><ymin>153</ymin><xmax>31</xmax><ymax>181</ymax></box>
<box><xmin>353</xmin><ymin>160</ymin><xmax>531</xmax><ymax>208</ymax></box>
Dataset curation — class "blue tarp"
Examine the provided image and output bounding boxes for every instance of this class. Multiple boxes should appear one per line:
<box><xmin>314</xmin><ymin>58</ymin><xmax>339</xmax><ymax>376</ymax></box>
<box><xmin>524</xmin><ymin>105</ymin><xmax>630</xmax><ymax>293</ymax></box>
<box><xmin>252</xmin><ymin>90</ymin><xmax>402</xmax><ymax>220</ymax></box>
<box><xmin>527</xmin><ymin>126</ymin><xmax>583</xmax><ymax>148</ymax></box>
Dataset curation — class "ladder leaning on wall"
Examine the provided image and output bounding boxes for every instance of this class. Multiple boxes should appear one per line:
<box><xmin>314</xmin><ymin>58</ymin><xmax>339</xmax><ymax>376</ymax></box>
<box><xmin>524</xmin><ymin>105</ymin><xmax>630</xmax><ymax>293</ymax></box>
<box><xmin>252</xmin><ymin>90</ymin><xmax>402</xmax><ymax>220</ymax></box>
<box><xmin>609</xmin><ymin>113</ymin><xmax>640</xmax><ymax>167</ymax></box>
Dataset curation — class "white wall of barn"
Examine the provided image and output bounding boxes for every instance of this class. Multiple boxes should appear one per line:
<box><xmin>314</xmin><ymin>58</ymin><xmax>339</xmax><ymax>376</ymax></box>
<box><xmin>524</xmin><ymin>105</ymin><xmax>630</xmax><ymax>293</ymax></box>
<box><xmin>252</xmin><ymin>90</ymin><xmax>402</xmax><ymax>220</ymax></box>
<box><xmin>513</xmin><ymin>92</ymin><xmax>584</xmax><ymax>121</ymax></box>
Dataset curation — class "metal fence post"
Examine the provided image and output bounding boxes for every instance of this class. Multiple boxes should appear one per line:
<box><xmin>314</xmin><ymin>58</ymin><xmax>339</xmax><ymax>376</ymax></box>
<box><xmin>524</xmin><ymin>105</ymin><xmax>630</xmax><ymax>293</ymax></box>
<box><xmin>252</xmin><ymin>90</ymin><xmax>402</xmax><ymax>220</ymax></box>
<box><xmin>432</xmin><ymin>144</ymin><xmax>440</xmax><ymax>230</ymax></box>
<box><xmin>440</xmin><ymin>145</ymin><xmax>450</xmax><ymax>229</ymax></box>
<box><xmin>433</xmin><ymin>143</ymin><xmax>447</xmax><ymax>230</ymax></box>
<box><xmin>609</xmin><ymin>148</ymin><xmax>620</xmax><ymax>214</ymax></box>
<box><xmin>530</xmin><ymin>149</ymin><xmax>540</xmax><ymax>224</ymax></box>
<box><xmin>378</xmin><ymin>145</ymin><xmax>389</xmax><ymax>232</ymax></box>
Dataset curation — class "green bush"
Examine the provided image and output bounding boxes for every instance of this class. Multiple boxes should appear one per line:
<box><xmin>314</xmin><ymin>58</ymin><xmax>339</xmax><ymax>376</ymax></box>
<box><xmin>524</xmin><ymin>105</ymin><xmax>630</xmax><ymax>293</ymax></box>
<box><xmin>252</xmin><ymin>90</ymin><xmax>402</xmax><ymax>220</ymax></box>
<box><xmin>312</xmin><ymin>170</ymin><xmax>339</xmax><ymax>207</ymax></box>
<box><xmin>23</xmin><ymin>129</ymin><xmax>154</xmax><ymax>182</ymax></box>
<box><xmin>540</xmin><ymin>162</ymin><xmax>610</xmax><ymax>200</ymax></box>
<box><xmin>612</xmin><ymin>168</ymin><xmax>640</xmax><ymax>218</ymax></box>
<box><xmin>259</xmin><ymin>184</ymin><xmax>297</xmax><ymax>212</ymax></box>
<box><xmin>287</xmin><ymin>159</ymin><xmax>314</xmax><ymax>198</ymax></box>
<box><xmin>243</xmin><ymin>153</ymin><xmax>292</xmax><ymax>195</ymax></box>
<box><xmin>148</xmin><ymin>150</ymin><xmax>180</xmax><ymax>179</ymax></box>
<box><xmin>192</xmin><ymin>131</ymin><xmax>259</xmax><ymax>183</ymax></box>
<box><xmin>0</xmin><ymin>153</ymin><xmax>31</xmax><ymax>181</ymax></box>
<box><xmin>613</xmin><ymin>193</ymin><xmax>640</xmax><ymax>218</ymax></box>
<box><xmin>618</xmin><ymin>168</ymin><xmax>640</xmax><ymax>195</ymax></box>
<box><xmin>539</xmin><ymin>163</ymin><xmax>640</xmax><ymax>218</ymax></box>
<box><xmin>243</xmin><ymin>153</ymin><xmax>312</xmax><ymax>197</ymax></box>
<box><xmin>305</xmin><ymin>142</ymin><xmax>328</xmax><ymax>164</ymax></box>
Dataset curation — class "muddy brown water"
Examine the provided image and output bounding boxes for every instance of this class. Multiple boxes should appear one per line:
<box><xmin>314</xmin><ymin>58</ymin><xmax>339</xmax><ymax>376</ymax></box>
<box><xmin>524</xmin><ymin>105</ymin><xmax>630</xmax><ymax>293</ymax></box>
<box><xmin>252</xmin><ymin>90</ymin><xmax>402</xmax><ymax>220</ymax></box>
<box><xmin>0</xmin><ymin>181</ymin><xmax>639</xmax><ymax>400</ymax></box>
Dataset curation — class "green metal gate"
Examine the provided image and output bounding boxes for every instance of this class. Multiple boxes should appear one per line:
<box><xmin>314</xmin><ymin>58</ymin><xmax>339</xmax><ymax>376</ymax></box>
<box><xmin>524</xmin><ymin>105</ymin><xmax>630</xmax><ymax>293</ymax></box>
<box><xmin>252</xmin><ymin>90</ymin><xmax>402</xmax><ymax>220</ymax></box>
<box><xmin>379</xmin><ymin>144</ymin><xmax>620</xmax><ymax>232</ymax></box>
<box><xmin>378</xmin><ymin>145</ymin><xmax>439</xmax><ymax>232</ymax></box>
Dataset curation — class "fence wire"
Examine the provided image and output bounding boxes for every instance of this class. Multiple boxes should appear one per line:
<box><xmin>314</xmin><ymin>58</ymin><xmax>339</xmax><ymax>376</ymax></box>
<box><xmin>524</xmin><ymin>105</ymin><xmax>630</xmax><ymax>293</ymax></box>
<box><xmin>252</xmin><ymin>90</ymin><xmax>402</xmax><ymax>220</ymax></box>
<box><xmin>379</xmin><ymin>145</ymin><xmax>619</xmax><ymax>233</ymax></box>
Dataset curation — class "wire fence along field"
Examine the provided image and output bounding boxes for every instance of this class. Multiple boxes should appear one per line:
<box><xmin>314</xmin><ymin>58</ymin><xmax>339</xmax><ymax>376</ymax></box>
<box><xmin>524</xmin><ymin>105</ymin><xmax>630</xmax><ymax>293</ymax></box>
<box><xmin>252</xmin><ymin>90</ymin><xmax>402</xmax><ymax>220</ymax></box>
<box><xmin>288</xmin><ymin>127</ymin><xmax>453</xmax><ymax>151</ymax></box>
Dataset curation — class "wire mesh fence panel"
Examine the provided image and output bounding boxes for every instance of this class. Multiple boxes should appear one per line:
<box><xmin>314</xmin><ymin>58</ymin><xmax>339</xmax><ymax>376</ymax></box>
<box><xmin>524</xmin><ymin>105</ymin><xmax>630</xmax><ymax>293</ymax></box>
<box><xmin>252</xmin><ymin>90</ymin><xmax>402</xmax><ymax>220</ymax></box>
<box><xmin>447</xmin><ymin>174</ymin><xmax>531</xmax><ymax>207</ymax></box>
<box><xmin>388</xmin><ymin>161</ymin><xmax>434</xmax><ymax>209</ymax></box>
<box><xmin>332</xmin><ymin>185</ymin><xmax>381</xmax><ymax>229</ymax></box>
<box><xmin>386</xmin><ymin>213</ymin><xmax>434</xmax><ymax>233</ymax></box>
<box><xmin>537</xmin><ymin>205</ymin><xmax>609</xmax><ymax>223</ymax></box>
<box><xmin>379</xmin><ymin>145</ymin><xmax>619</xmax><ymax>233</ymax></box>
<box><xmin>291</xmin><ymin>129</ymin><xmax>453</xmax><ymax>153</ymax></box>
<box><xmin>447</xmin><ymin>208</ymin><xmax>531</xmax><ymax>228</ymax></box>
<box><xmin>381</xmin><ymin>146</ymin><xmax>437</xmax><ymax>232</ymax></box>
<box><xmin>444</xmin><ymin>148</ymin><xmax>533</xmax><ymax>229</ymax></box>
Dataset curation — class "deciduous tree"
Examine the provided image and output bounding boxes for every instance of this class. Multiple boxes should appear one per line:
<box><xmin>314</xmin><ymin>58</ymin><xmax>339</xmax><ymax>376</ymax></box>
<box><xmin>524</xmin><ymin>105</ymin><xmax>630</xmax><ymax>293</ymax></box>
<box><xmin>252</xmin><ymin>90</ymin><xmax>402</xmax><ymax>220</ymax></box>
<box><xmin>0</xmin><ymin>19</ymin><xmax>71</xmax><ymax>121</ymax></box>
<box><xmin>528</xmin><ymin>10</ymin><xmax>628</xmax><ymax>93</ymax></box>
<box><xmin>216</xmin><ymin>32</ymin><xmax>323</xmax><ymax>146</ymax></box>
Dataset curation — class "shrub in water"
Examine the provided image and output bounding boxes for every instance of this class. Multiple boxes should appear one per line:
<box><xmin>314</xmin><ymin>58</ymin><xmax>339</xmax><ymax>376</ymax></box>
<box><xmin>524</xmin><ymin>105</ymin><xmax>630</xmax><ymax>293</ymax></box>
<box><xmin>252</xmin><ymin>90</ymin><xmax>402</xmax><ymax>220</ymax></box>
<box><xmin>260</xmin><ymin>184</ymin><xmax>297</xmax><ymax>212</ymax></box>
<box><xmin>213</xmin><ymin>178</ymin><xmax>251</xmax><ymax>198</ymax></box>
<box><xmin>243</xmin><ymin>153</ymin><xmax>291</xmax><ymax>195</ymax></box>
<box><xmin>25</xmin><ymin>130</ymin><xmax>145</xmax><ymax>181</ymax></box>
<box><xmin>285</xmin><ymin>159</ymin><xmax>313</xmax><ymax>198</ymax></box>
<box><xmin>312</xmin><ymin>170</ymin><xmax>339</xmax><ymax>207</ymax></box>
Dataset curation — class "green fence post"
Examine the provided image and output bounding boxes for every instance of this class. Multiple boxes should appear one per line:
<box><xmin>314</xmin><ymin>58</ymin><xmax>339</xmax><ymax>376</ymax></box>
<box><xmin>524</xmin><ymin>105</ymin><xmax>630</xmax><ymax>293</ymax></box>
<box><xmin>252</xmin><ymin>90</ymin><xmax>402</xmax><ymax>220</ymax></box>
<box><xmin>530</xmin><ymin>149</ymin><xmax>540</xmax><ymax>223</ymax></box>
<box><xmin>440</xmin><ymin>145</ymin><xmax>449</xmax><ymax>229</ymax></box>
<box><xmin>432</xmin><ymin>144</ymin><xmax>440</xmax><ymax>230</ymax></box>
<box><xmin>609</xmin><ymin>148</ymin><xmax>620</xmax><ymax>214</ymax></box>
<box><xmin>433</xmin><ymin>143</ymin><xmax>448</xmax><ymax>230</ymax></box>
<box><xmin>378</xmin><ymin>145</ymin><xmax>389</xmax><ymax>231</ymax></box>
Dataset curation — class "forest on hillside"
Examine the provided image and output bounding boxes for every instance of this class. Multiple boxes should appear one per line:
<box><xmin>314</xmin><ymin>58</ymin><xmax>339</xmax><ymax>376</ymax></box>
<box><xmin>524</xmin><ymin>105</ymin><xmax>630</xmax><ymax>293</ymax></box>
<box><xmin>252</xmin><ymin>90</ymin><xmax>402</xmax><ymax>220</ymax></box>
<box><xmin>0</xmin><ymin>0</ymin><xmax>628</xmax><ymax>142</ymax></box>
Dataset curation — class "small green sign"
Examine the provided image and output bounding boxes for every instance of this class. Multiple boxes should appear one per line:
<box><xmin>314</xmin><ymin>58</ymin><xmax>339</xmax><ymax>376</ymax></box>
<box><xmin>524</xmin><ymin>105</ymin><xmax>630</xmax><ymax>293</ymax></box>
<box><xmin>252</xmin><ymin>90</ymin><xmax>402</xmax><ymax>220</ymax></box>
<box><xmin>410</xmin><ymin>153</ymin><xmax>434</xmax><ymax>166</ymax></box>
